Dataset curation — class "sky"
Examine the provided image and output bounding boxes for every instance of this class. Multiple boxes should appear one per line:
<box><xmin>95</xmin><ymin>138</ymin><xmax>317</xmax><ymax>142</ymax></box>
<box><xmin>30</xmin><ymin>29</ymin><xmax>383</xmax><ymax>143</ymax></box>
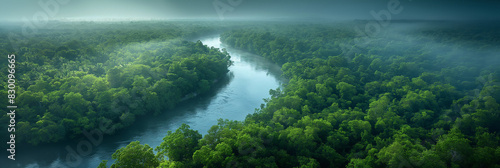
<box><xmin>0</xmin><ymin>0</ymin><xmax>499</xmax><ymax>21</ymax></box>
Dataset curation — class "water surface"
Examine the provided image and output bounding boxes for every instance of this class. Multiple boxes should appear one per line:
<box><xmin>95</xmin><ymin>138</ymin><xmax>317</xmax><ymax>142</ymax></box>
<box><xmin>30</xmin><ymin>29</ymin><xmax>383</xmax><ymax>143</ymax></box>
<box><xmin>4</xmin><ymin>35</ymin><xmax>284</xmax><ymax>168</ymax></box>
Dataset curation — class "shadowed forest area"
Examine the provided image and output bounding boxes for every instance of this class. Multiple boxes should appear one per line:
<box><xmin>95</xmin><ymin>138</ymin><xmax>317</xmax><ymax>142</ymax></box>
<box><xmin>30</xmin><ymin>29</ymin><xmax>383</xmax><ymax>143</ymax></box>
<box><xmin>1</xmin><ymin>19</ymin><xmax>500</xmax><ymax>168</ymax></box>
<box><xmin>0</xmin><ymin>22</ymin><xmax>232</xmax><ymax>145</ymax></box>
<box><xmin>1</xmin><ymin>0</ymin><xmax>500</xmax><ymax>167</ymax></box>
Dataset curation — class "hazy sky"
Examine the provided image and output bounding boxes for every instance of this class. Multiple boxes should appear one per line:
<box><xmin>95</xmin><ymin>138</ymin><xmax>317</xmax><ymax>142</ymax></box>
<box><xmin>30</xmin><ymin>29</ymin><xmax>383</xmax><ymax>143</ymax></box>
<box><xmin>1</xmin><ymin>0</ymin><xmax>499</xmax><ymax>21</ymax></box>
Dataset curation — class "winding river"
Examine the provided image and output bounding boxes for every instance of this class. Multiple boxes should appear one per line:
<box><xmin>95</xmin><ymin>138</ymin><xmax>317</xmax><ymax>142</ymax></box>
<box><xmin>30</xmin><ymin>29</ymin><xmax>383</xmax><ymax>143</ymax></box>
<box><xmin>4</xmin><ymin>35</ymin><xmax>284</xmax><ymax>168</ymax></box>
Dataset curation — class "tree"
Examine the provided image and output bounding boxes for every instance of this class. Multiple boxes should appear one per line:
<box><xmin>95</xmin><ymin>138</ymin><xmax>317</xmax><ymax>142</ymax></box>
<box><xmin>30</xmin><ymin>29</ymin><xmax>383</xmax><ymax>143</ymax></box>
<box><xmin>107</xmin><ymin>67</ymin><xmax>123</xmax><ymax>88</ymax></box>
<box><xmin>156</xmin><ymin>124</ymin><xmax>202</xmax><ymax>162</ymax></box>
<box><xmin>272</xmin><ymin>107</ymin><xmax>300</xmax><ymax>127</ymax></box>
<box><xmin>110</xmin><ymin>141</ymin><xmax>159</xmax><ymax>168</ymax></box>
<box><xmin>98</xmin><ymin>160</ymin><xmax>108</xmax><ymax>168</ymax></box>
<box><xmin>193</xmin><ymin>142</ymin><xmax>233</xmax><ymax>167</ymax></box>
<box><xmin>63</xmin><ymin>92</ymin><xmax>90</xmax><ymax>115</ymax></box>
<box><xmin>435</xmin><ymin>130</ymin><xmax>473</xmax><ymax>167</ymax></box>
<box><xmin>336</xmin><ymin>82</ymin><xmax>356</xmax><ymax>107</ymax></box>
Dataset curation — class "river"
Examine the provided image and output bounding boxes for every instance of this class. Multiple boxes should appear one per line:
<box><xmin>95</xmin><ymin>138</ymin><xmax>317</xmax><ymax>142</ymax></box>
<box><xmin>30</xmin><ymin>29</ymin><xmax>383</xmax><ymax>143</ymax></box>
<box><xmin>3</xmin><ymin>35</ymin><xmax>284</xmax><ymax>168</ymax></box>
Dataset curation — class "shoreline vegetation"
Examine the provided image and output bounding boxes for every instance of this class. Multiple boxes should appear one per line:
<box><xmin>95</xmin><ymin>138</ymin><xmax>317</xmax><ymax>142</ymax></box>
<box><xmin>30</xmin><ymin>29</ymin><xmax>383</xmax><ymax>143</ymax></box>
<box><xmin>0</xmin><ymin>20</ymin><xmax>499</xmax><ymax>167</ymax></box>
<box><xmin>0</xmin><ymin>22</ymin><xmax>232</xmax><ymax>146</ymax></box>
<box><xmin>104</xmin><ymin>21</ymin><xmax>499</xmax><ymax>168</ymax></box>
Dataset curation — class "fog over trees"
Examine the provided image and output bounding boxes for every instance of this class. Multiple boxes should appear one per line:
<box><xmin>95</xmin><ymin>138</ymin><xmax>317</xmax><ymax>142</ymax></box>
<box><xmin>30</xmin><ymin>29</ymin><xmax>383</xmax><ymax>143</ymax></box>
<box><xmin>1</xmin><ymin>0</ymin><xmax>499</xmax><ymax>168</ymax></box>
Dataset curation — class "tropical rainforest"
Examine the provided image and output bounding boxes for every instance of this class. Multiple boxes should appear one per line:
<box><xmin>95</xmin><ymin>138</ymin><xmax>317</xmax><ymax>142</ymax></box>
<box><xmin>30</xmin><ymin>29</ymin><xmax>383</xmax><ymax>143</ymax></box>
<box><xmin>101</xmin><ymin>22</ymin><xmax>500</xmax><ymax>168</ymax></box>
<box><xmin>0</xmin><ymin>22</ymin><xmax>231</xmax><ymax>145</ymax></box>
<box><xmin>1</xmin><ymin>21</ymin><xmax>500</xmax><ymax>168</ymax></box>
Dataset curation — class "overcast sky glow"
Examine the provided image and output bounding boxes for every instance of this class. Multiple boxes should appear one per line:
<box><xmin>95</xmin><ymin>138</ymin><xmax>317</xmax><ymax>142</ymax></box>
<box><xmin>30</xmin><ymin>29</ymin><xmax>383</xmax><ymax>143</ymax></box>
<box><xmin>1</xmin><ymin>0</ymin><xmax>499</xmax><ymax>22</ymax></box>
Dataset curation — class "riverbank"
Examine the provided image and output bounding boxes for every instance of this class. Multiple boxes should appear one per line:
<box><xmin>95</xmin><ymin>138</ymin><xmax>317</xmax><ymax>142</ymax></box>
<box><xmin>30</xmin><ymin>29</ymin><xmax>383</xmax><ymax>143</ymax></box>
<box><xmin>4</xmin><ymin>34</ymin><xmax>284</xmax><ymax>168</ymax></box>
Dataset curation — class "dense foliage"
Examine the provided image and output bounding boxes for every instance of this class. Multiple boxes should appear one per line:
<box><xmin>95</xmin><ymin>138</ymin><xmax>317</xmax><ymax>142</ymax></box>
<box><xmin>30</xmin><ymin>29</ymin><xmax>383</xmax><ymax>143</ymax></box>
<box><xmin>2</xmin><ymin>20</ymin><xmax>499</xmax><ymax>167</ymax></box>
<box><xmin>0</xmin><ymin>22</ymin><xmax>231</xmax><ymax>145</ymax></box>
<box><xmin>104</xmin><ymin>21</ymin><xmax>500</xmax><ymax>168</ymax></box>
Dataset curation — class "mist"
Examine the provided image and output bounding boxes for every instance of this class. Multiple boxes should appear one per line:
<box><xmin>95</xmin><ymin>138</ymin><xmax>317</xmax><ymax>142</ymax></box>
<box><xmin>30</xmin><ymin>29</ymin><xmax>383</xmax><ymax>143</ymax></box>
<box><xmin>1</xmin><ymin>0</ymin><xmax>500</xmax><ymax>22</ymax></box>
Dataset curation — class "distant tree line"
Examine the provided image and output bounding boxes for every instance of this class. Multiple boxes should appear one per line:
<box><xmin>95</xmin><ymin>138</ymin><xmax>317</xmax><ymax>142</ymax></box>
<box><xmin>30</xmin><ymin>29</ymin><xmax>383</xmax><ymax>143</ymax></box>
<box><xmin>0</xmin><ymin>22</ymin><xmax>231</xmax><ymax>145</ymax></box>
<box><xmin>103</xmin><ymin>22</ymin><xmax>500</xmax><ymax>168</ymax></box>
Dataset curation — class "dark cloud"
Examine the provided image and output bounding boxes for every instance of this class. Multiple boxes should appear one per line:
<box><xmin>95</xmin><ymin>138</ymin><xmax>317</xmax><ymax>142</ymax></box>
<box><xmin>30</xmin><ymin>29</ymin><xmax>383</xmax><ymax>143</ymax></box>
<box><xmin>0</xmin><ymin>0</ymin><xmax>499</xmax><ymax>21</ymax></box>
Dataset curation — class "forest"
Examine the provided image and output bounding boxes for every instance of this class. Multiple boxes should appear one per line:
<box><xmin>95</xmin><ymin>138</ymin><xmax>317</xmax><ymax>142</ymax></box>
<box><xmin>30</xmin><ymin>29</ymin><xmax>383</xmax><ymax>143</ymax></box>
<box><xmin>101</xmin><ymin>21</ymin><xmax>499</xmax><ymax>168</ymax></box>
<box><xmin>1</xmin><ymin>20</ymin><xmax>499</xmax><ymax>168</ymax></box>
<box><xmin>0</xmin><ymin>22</ymin><xmax>232</xmax><ymax>145</ymax></box>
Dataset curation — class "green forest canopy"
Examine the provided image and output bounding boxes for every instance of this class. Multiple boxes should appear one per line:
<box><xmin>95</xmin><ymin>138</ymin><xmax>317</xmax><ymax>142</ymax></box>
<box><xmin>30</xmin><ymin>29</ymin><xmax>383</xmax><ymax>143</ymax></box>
<box><xmin>1</xmin><ymin>21</ymin><xmax>499</xmax><ymax>168</ymax></box>
<box><xmin>104</xmin><ymin>21</ymin><xmax>500</xmax><ymax>168</ymax></box>
<box><xmin>0</xmin><ymin>22</ymin><xmax>232</xmax><ymax>145</ymax></box>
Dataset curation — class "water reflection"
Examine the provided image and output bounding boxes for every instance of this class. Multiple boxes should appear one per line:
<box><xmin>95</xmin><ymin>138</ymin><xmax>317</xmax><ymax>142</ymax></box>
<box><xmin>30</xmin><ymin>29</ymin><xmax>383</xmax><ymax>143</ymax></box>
<box><xmin>6</xmin><ymin>35</ymin><xmax>283</xmax><ymax>168</ymax></box>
